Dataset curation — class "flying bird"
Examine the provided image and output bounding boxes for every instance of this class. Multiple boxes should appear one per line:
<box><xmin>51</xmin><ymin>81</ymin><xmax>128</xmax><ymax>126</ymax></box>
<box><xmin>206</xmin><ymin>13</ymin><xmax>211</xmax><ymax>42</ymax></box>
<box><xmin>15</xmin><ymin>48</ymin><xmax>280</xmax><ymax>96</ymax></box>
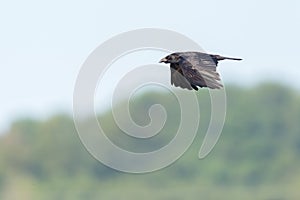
<box><xmin>159</xmin><ymin>52</ymin><xmax>242</xmax><ymax>90</ymax></box>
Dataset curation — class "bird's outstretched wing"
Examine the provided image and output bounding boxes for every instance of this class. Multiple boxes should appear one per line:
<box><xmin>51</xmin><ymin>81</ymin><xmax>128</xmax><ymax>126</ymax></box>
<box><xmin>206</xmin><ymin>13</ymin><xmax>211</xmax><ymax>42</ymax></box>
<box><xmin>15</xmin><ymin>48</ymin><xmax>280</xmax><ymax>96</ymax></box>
<box><xmin>170</xmin><ymin>63</ymin><xmax>193</xmax><ymax>90</ymax></box>
<box><xmin>175</xmin><ymin>52</ymin><xmax>223</xmax><ymax>90</ymax></box>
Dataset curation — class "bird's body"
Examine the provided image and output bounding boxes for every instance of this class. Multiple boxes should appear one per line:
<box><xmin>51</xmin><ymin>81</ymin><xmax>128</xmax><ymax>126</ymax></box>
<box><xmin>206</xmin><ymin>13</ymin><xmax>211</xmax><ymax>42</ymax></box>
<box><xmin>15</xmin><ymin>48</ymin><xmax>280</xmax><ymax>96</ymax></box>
<box><xmin>159</xmin><ymin>51</ymin><xmax>242</xmax><ymax>90</ymax></box>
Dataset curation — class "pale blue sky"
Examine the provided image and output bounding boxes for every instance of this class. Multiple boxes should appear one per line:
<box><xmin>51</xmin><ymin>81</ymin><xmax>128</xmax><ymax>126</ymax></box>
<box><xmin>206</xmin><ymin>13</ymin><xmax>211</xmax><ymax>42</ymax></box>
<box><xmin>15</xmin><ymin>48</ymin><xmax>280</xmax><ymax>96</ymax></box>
<box><xmin>0</xmin><ymin>0</ymin><xmax>299</xmax><ymax>131</ymax></box>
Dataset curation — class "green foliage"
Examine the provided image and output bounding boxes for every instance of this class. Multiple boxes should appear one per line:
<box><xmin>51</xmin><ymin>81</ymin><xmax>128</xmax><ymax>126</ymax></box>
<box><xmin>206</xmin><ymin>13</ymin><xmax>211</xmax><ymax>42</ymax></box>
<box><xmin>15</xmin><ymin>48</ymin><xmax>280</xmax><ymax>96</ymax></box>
<box><xmin>0</xmin><ymin>83</ymin><xmax>300</xmax><ymax>199</ymax></box>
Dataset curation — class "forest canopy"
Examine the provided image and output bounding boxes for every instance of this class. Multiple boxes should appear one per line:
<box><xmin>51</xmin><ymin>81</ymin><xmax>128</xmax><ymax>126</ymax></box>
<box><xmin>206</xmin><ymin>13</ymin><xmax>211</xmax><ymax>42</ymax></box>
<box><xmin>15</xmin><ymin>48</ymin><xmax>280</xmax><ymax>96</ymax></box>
<box><xmin>1</xmin><ymin>83</ymin><xmax>300</xmax><ymax>200</ymax></box>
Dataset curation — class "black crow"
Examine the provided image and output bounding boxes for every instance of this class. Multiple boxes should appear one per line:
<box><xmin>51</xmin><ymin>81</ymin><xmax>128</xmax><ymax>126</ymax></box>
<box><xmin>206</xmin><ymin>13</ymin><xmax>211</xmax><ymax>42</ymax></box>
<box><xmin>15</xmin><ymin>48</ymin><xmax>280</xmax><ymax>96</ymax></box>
<box><xmin>159</xmin><ymin>52</ymin><xmax>242</xmax><ymax>90</ymax></box>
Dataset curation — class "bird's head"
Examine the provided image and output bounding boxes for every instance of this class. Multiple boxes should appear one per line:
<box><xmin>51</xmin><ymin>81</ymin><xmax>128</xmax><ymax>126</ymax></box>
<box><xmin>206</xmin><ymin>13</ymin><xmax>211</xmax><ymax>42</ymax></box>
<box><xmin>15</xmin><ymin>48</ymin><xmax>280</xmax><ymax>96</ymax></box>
<box><xmin>159</xmin><ymin>53</ymin><xmax>181</xmax><ymax>64</ymax></box>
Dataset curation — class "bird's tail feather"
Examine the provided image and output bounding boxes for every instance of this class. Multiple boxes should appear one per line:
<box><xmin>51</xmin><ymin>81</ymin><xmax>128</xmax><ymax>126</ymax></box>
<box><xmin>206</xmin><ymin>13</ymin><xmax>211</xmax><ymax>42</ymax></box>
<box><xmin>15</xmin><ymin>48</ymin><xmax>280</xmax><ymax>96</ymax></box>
<box><xmin>222</xmin><ymin>56</ymin><xmax>242</xmax><ymax>61</ymax></box>
<box><xmin>217</xmin><ymin>55</ymin><xmax>242</xmax><ymax>61</ymax></box>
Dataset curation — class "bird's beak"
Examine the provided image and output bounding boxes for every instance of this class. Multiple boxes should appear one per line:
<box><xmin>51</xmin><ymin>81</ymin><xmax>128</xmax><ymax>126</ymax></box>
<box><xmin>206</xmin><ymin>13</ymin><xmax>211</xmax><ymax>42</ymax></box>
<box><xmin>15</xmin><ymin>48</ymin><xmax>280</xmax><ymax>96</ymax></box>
<box><xmin>159</xmin><ymin>57</ymin><xmax>168</xmax><ymax>63</ymax></box>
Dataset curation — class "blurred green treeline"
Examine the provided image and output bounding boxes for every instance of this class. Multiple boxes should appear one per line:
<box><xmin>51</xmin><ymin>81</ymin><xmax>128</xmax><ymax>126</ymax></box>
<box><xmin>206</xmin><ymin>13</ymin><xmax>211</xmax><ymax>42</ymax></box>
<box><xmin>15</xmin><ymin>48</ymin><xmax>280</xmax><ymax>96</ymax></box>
<box><xmin>1</xmin><ymin>83</ymin><xmax>300</xmax><ymax>200</ymax></box>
